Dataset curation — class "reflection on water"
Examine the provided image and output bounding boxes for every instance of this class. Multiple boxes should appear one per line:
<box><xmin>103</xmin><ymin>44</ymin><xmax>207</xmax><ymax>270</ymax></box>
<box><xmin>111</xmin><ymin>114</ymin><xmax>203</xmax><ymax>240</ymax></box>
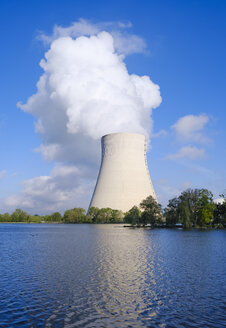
<box><xmin>0</xmin><ymin>224</ymin><xmax>225</xmax><ymax>327</ymax></box>
<box><xmin>90</xmin><ymin>226</ymin><xmax>154</xmax><ymax>327</ymax></box>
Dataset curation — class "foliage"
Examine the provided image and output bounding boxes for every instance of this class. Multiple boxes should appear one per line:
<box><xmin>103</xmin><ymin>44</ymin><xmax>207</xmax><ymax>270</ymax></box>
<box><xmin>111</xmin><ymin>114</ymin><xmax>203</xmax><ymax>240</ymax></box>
<box><xmin>124</xmin><ymin>206</ymin><xmax>141</xmax><ymax>226</ymax></box>
<box><xmin>27</xmin><ymin>215</ymin><xmax>43</xmax><ymax>223</ymax></box>
<box><xmin>0</xmin><ymin>213</ymin><xmax>11</xmax><ymax>222</ymax></box>
<box><xmin>164</xmin><ymin>188</ymin><xmax>216</xmax><ymax>228</ymax></box>
<box><xmin>95</xmin><ymin>207</ymin><xmax>113</xmax><ymax>223</ymax></box>
<box><xmin>178</xmin><ymin>199</ymin><xmax>192</xmax><ymax>229</ymax></box>
<box><xmin>44</xmin><ymin>212</ymin><xmax>62</xmax><ymax>222</ymax></box>
<box><xmin>213</xmin><ymin>198</ymin><xmax>226</xmax><ymax>226</ymax></box>
<box><xmin>111</xmin><ymin>209</ymin><xmax>124</xmax><ymax>223</ymax></box>
<box><xmin>87</xmin><ymin>207</ymin><xmax>99</xmax><ymax>223</ymax></box>
<box><xmin>140</xmin><ymin>195</ymin><xmax>163</xmax><ymax>226</ymax></box>
<box><xmin>87</xmin><ymin>207</ymin><xmax>124</xmax><ymax>223</ymax></box>
<box><xmin>64</xmin><ymin>208</ymin><xmax>87</xmax><ymax>223</ymax></box>
<box><xmin>11</xmin><ymin>209</ymin><xmax>29</xmax><ymax>222</ymax></box>
<box><xmin>164</xmin><ymin>197</ymin><xmax>180</xmax><ymax>226</ymax></box>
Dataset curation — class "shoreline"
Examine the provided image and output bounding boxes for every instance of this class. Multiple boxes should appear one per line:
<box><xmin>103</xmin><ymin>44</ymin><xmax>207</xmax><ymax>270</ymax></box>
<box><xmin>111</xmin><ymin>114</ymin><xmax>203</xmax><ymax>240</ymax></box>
<box><xmin>0</xmin><ymin>222</ymin><xmax>225</xmax><ymax>229</ymax></box>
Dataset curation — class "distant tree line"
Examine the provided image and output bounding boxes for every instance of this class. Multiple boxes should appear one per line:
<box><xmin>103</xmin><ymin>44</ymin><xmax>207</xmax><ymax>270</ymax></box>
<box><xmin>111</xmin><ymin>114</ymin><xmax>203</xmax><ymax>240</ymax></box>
<box><xmin>0</xmin><ymin>207</ymin><xmax>124</xmax><ymax>224</ymax></box>
<box><xmin>0</xmin><ymin>189</ymin><xmax>225</xmax><ymax>229</ymax></box>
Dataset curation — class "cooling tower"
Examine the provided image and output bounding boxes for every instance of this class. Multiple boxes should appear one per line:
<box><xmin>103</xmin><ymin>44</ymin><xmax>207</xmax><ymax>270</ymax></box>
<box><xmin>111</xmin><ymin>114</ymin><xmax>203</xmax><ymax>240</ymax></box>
<box><xmin>89</xmin><ymin>132</ymin><xmax>157</xmax><ymax>212</ymax></box>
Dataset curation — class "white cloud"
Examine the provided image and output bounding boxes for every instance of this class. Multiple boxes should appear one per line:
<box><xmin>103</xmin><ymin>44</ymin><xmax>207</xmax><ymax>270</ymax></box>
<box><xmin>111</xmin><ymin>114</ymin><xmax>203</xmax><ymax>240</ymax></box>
<box><xmin>167</xmin><ymin>146</ymin><xmax>205</xmax><ymax>160</ymax></box>
<box><xmin>5</xmin><ymin>165</ymin><xmax>94</xmax><ymax>214</ymax></box>
<box><xmin>111</xmin><ymin>31</ymin><xmax>146</xmax><ymax>55</ymax></box>
<box><xmin>151</xmin><ymin>129</ymin><xmax>167</xmax><ymax>138</ymax></box>
<box><xmin>172</xmin><ymin>114</ymin><xmax>210</xmax><ymax>143</ymax></box>
<box><xmin>0</xmin><ymin>170</ymin><xmax>6</xmax><ymax>180</ymax></box>
<box><xmin>18</xmin><ymin>29</ymin><xmax>161</xmax><ymax>167</ymax></box>
<box><xmin>38</xmin><ymin>18</ymin><xmax>147</xmax><ymax>55</ymax></box>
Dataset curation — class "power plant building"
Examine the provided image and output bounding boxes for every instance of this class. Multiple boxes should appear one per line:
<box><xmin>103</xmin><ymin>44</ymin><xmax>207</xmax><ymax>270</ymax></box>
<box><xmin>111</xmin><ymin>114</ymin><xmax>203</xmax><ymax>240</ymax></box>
<box><xmin>89</xmin><ymin>132</ymin><xmax>157</xmax><ymax>212</ymax></box>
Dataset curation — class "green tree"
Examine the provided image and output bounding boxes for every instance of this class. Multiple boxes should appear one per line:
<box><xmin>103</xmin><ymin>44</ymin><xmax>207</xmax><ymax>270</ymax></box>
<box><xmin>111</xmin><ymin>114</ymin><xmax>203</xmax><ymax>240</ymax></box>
<box><xmin>87</xmin><ymin>207</ymin><xmax>123</xmax><ymax>223</ymax></box>
<box><xmin>179</xmin><ymin>189</ymin><xmax>214</xmax><ymax>227</ymax></box>
<box><xmin>87</xmin><ymin>207</ymin><xmax>100</xmax><ymax>223</ymax></box>
<box><xmin>49</xmin><ymin>212</ymin><xmax>62</xmax><ymax>222</ymax></box>
<box><xmin>95</xmin><ymin>208</ymin><xmax>113</xmax><ymax>223</ymax></box>
<box><xmin>140</xmin><ymin>195</ymin><xmax>162</xmax><ymax>227</ymax></box>
<box><xmin>196</xmin><ymin>190</ymin><xmax>215</xmax><ymax>226</ymax></box>
<box><xmin>164</xmin><ymin>197</ymin><xmax>180</xmax><ymax>226</ymax></box>
<box><xmin>179</xmin><ymin>189</ymin><xmax>200</xmax><ymax>225</ymax></box>
<box><xmin>178</xmin><ymin>200</ymin><xmax>192</xmax><ymax>228</ymax></box>
<box><xmin>111</xmin><ymin>209</ymin><xmax>124</xmax><ymax>223</ymax></box>
<box><xmin>124</xmin><ymin>206</ymin><xmax>141</xmax><ymax>226</ymax></box>
<box><xmin>165</xmin><ymin>188</ymin><xmax>215</xmax><ymax>228</ymax></box>
<box><xmin>27</xmin><ymin>214</ymin><xmax>43</xmax><ymax>223</ymax></box>
<box><xmin>11</xmin><ymin>209</ymin><xmax>29</xmax><ymax>222</ymax></box>
<box><xmin>64</xmin><ymin>208</ymin><xmax>86</xmax><ymax>223</ymax></box>
<box><xmin>0</xmin><ymin>213</ymin><xmax>11</xmax><ymax>222</ymax></box>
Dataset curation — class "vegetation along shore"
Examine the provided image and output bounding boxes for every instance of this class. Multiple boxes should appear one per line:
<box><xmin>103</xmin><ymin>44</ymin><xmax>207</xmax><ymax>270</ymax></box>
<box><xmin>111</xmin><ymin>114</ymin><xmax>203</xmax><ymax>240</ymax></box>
<box><xmin>0</xmin><ymin>188</ymin><xmax>225</xmax><ymax>229</ymax></box>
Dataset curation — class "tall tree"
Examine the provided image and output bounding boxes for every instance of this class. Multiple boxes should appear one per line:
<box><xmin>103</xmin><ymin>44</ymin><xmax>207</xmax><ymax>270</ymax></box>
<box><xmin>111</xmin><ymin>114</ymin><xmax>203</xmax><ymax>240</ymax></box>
<box><xmin>213</xmin><ymin>195</ymin><xmax>226</xmax><ymax>227</ymax></box>
<box><xmin>124</xmin><ymin>206</ymin><xmax>141</xmax><ymax>226</ymax></box>
<box><xmin>164</xmin><ymin>197</ymin><xmax>180</xmax><ymax>225</ymax></box>
<box><xmin>165</xmin><ymin>188</ymin><xmax>215</xmax><ymax>228</ymax></box>
<box><xmin>140</xmin><ymin>195</ymin><xmax>162</xmax><ymax>227</ymax></box>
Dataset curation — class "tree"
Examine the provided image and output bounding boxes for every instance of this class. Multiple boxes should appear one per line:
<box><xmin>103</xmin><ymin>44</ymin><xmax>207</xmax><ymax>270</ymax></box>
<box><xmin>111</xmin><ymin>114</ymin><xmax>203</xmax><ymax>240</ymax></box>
<box><xmin>0</xmin><ymin>213</ymin><xmax>11</xmax><ymax>222</ymax></box>
<box><xmin>64</xmin><ymin>208</ymin><xmax>86</xmax><ymax>223</ymax></box>
<box><xmin>11</xmin><ymin>209</ymin><xmax>29</xmax><ymax>222</ymax></box>
<box><xmin>95</xmin><ymin>208</ymin><xmax>113</xmax><ymax>223</ymax></box>
<box><xmin>179</xmin><ymin>189</ymin><xmax>200</xmax><ymax>225</ymax></box>
<box><xmin>178</xmin><ymin>199</ymin><xmax>192</xmax><ymax>229</ymax></box>
<box><xmin>87</xmin><ymin>207</ymin><xmax>100</xmax><ymax>223</ymax></box>
<box><xmin>213</xmin><ymin>197</ymin><xmax>226</xmax><ymax>227</ymax></box>
<box><xmin>219</xmin><ymin>190</ymin><xmax>226</xmax><ymax>199</ymax></box>
<box><xmin>164</xmin><ymin>188</ymin><xmax>216</xmax><ymax>228</ymax></box>
<box><xmin>196</xmin><ymin>190</ymin><xmax>215</xmax><ymax>226</ymax></box>
<box><xmin>50</xmin><ymin>212</ymin><xmax>62</xmax><ymax>222</ymax></box>
<box><xmin>27</xmin><ymin>214</ymin><xmax>42</xmax><ymax>223</ymax></box>
<box><xmin>111</xmin><ymin>209</ymin><xmax>124</xmax><ymax>223</ymax></box>
<box><xmin>87</xmin><ymin>207</ymin><xmax>124</xmax><ymax>223</ymax></box>
<box><xmin>140</xmin><ymin>196</ymin><xmax>162</xmax><ymax>227</ymax></box>
<box><xmin>124</xmin><ymin>206</ymin><xmax>141</xmax><ymax>226</ymax></box>
<box><xmin>164</xmin><ymin>197</ymin><xmax>180</xmax><ymax>226</ymax></box>
<box><xmin>179</xmin><ymin>189</ymin><xmax>215</xmax><ymax>227</ymax></box>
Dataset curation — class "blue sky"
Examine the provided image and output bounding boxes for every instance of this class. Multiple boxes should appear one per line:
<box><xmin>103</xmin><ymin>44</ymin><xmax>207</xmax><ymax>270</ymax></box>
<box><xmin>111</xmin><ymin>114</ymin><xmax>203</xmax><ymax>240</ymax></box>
<box><xmin>0</xmin><ymin>0</ymin><xmax>225</xmax><ymax>214</ymax></box>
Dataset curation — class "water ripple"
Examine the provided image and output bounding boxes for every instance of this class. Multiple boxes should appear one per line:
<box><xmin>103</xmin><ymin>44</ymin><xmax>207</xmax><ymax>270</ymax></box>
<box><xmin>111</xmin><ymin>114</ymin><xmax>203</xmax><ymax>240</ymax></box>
<box><xmin>0</xmin><ymin>224</ymin><xmax>225</xmax><ymax>327</ymax></box>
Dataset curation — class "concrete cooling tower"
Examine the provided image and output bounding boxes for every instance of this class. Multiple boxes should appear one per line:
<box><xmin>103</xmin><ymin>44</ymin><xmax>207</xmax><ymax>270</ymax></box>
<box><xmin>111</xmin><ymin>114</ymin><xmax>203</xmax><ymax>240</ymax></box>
<box><xmin>89</xmin><ymin>132</ymin><xmax>157</xmax><ymax>212</ymax></box>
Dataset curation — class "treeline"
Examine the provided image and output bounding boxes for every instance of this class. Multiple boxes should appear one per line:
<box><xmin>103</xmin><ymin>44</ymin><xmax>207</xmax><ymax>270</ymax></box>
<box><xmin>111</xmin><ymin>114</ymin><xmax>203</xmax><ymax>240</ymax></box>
<box><xmin>0</xmin><ymin>188</ymin><xmax>225</xmax><ymax>228</ymax></box>
<box><xmin>0</xmin><ymin>207</ymin><xmax>124</xmax><ymax>224</ymax></box>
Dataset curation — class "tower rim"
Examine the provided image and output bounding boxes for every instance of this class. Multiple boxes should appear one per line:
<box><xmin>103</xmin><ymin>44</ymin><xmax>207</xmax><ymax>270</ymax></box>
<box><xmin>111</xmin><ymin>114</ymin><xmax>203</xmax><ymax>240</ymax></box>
<box><xmin>101</xmin><ymin>132</ymin><xmax>147</xmax><ymax>139</ymax></box>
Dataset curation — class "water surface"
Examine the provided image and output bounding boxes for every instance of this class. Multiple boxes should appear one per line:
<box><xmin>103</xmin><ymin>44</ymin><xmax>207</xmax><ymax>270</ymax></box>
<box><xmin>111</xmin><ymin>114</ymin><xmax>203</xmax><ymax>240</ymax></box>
<box><xmin>0</xmin><ymin>224</ymin><xmax>225</xmax><ymax>327</ymax></box>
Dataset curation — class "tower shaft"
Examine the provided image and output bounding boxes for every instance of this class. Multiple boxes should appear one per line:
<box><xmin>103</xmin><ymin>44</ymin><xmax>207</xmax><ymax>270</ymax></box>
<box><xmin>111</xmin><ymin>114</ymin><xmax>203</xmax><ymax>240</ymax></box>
<box><xmin>90</xmin><ymin>132</ymin><xmax>157</xmax><ymax>212</ymax></box>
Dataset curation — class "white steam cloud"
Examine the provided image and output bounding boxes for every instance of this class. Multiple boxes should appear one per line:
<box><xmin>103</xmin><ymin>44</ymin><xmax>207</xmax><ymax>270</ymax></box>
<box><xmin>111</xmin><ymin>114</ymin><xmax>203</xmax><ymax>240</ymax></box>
<box><xmin>19</xmin><ymin>30</ymin><xmax>161</xmax><ymax>166</ymax></box>
<box><xmin>38</xmin><ymin>19</ymin><xmax>146</xmax><ymax>55</ymax></box>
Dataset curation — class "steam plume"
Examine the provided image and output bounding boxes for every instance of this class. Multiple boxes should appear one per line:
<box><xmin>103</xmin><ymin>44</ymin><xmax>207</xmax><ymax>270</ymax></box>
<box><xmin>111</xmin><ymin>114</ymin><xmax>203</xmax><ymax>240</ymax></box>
<box><xmin>18</xmin><ymin>27</ymin><xmax>162</xmax><ymax>165</ymax></box>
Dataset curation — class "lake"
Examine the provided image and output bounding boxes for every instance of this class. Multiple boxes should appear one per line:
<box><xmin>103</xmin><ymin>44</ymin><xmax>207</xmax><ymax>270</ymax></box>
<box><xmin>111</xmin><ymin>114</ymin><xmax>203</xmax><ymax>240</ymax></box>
<box><xmin>0</xmin><ymin>224</ymin><xmax>225</xmax><ymax>327</ymax></box>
